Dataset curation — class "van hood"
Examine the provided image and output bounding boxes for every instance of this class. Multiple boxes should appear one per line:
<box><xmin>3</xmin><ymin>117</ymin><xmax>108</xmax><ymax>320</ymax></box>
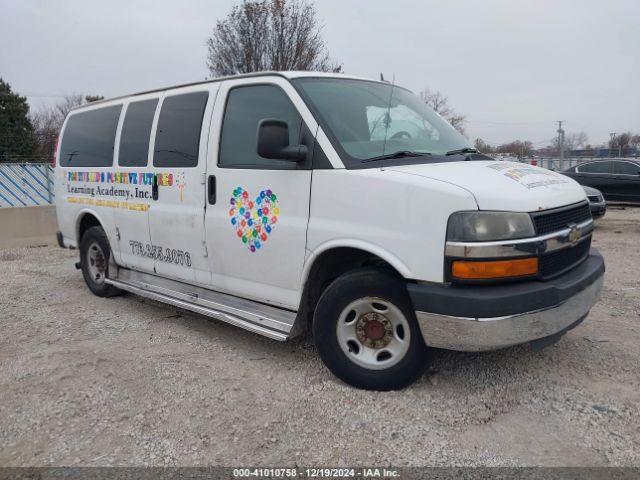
<box><xmin>386</xmin><ymin>160</ymin><xmax>587</xmax><ymax>212</ymax></box>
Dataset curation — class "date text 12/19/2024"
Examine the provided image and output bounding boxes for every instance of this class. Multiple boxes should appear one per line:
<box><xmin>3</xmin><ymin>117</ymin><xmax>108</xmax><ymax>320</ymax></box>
<box><xmin>232</xmin><ymin>468</ymin><xmax>400</xmax><ymax>478</ymax></box>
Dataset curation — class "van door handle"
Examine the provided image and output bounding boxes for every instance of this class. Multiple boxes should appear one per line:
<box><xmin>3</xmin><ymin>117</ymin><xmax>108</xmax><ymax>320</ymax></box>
<box><xmin>208</xmin><ymin>175</ymin><xmax>216</xmax><ymax>204</ymax></box>
<box><xmin>152</xmin><ymin>175</ymin><xmax>158</xmax><ymax>201</ymax></box>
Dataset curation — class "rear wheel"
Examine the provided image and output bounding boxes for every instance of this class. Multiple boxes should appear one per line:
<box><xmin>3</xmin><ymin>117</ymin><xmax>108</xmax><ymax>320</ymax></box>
<box><xmin>313</xmin><ymin>268</ymin><xmax>430</xmax><ymax>390</ymax></box>
<box><xmin>79</xmin><ymin>226</ymin><xmax>122</xmax><ymax>298</ymax></box>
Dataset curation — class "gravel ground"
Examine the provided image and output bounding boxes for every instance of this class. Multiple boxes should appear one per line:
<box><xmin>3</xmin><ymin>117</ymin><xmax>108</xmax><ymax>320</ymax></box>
<box><xmin>1</xmin><ymin>207</ymin><xmax>639</xmax><ymax>467</ymax></box>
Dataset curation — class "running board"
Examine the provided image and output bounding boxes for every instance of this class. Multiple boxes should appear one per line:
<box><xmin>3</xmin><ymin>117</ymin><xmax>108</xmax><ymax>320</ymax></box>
<box><xmin>105</xmin><ymin>268</ymin><xmax>297</xmax><ymax>341</ymax></box>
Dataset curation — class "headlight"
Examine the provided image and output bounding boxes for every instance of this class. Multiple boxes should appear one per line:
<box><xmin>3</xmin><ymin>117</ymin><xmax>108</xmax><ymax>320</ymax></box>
<box><xmin>447</xmin><ymin>211</ymin><xmax>535</xmax><ymax>242</ymax></box>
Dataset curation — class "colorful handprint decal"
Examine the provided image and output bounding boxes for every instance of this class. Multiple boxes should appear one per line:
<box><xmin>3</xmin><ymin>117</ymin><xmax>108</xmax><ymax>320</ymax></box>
<box><xmin>229</xmin><ymin>187</ymin><xmax>279</xmax><ymax>252</ymax></box>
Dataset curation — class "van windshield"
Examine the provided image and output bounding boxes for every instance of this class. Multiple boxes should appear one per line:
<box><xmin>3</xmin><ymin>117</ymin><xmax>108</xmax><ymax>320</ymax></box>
<box><xmin>292</xmin><ymin>78</ymin><xmax>472</xmax><ymax>167</ymax></box>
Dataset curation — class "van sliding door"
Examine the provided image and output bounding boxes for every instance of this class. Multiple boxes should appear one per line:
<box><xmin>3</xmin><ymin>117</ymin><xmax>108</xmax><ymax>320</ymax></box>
<box><xmin>113</xmin><ymin>96</ymin><xmax>158</xmax><ymax>273</ymax></box>
<box><xmin>147</xmin><ymin>85</ymin><xmax>219</xmax><ymax>284</ymax></box>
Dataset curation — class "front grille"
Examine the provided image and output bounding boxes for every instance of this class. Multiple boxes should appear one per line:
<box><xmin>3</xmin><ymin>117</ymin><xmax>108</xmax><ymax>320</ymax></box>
<box><xmin>539</xmin><ymin>237</ymin><xmax>591</xmax><ymax>278</ymax></box>
<box><xmin>587</xmin><ymin>194</ymin><xmax>601</xmax><ymax>203</ymax></box>
<box><xmin>531</xmin><ymin>202</ymin><xmax>592</xmax><ymax>235</ymax></box>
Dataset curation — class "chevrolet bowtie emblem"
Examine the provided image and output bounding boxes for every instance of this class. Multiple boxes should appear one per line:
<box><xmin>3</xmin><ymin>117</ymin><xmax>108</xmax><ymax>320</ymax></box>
<box><xmin>568</xmin><ymin>224</ymin><xmax>581</xmax><ymax>245</ymax></box>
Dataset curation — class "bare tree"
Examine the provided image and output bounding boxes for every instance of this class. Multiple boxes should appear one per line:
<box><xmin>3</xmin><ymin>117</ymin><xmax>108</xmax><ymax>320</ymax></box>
<box><xmin>474</xmin><ymin>138</ymin><xmax>537</xmax><ymax>157</ymax></box>
<box><xmin>547</xmin><ymin>131</ymin><xmax>587</xmax><ymax>157</ymax></box>
<box><xmin>495</xmin><ymin>140</ymin><xmax>534</xmax><ymax>158</ymax></box>
<box><xmin>547</xmin><ymin>136</ymin><xmax>562</xmax><ymax>157</ymax></box>
<box><xmin>419</xmin><ymin>88</ymin><xmax>466</xmax><ymax>135</ymax></box>
<box><xmin>610</xmin><ymin>132</ymin><xmax>632</xmax><ymax>151</ymax></box>
<box><xmin>563</xmin><ymin>131</ymin><xmax>588</xmax><ymax>151</ymax></box>
<box><xmin>575</xmin><ymin>131</ymin><xmax>588</xmax><ymax>149</ymax></box>
<box><xmin>29</xmin><ymin>109</ymin><xmax>58</xmax><ymax>162</ymax></box>
<box><xmin>474</xmin><ymin>138</ymin><xmax>494</xmax><ymax>153</ymax></box>
<box><xmin>206</xmin><ymin>0</ymin><xmax>341</xmax><ymax>77</ymax></box>
<box><xmin>32</xmin><ymin>94</ymin><xmax>82</xmax><ymax>131</ymax></box>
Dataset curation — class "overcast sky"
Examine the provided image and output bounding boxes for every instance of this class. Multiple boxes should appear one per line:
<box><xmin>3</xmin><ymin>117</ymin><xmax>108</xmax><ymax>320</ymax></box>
<box><xmin>2</xmin><ymin>0</ymin><xmax>638</xmax><ymax>147</ymax></box>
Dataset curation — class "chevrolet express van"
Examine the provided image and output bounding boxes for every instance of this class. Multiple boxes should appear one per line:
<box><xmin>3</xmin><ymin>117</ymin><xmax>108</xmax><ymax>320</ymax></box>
<box><xmin>55</xmin><ymin>72</ymin><xmax>604</xmax><ymax>390</ymax></box>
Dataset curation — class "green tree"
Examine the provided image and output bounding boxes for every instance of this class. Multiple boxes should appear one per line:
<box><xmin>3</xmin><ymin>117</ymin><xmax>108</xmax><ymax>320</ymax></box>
<box><xmin>0</xmin><ymin>78</ymin><xmax>39</xmax><ymax>162</ymax></box>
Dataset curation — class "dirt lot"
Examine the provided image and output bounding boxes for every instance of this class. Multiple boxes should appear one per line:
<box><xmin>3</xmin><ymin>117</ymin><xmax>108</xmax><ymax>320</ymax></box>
<box><xmin>1</xmin><ymin>207</ymin><xmax>639</xmax><ymax>467</ymax></box>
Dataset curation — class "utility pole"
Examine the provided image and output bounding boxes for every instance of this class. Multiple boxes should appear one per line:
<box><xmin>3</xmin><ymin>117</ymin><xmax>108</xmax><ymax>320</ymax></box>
<box><xmin>610</xmin><ymin>132</ymin><xmax>616</xmax><ymax>158</ymax></box>
<box><xmin>557</xmin><ymin>121</ymin><xmax>565</xmax><ymax>170</ymax></box>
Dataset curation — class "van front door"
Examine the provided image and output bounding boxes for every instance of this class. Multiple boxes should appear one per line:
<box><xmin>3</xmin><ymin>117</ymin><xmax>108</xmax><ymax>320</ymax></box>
<box><xmin>204</xmin><ymin>78</ymin><xmax>314</xmax><ymax>309</ymax></box>
<box><xmin>147</xmin><ymin>85</ymin><xmax>218</xmax><ymax>284</ymax></box>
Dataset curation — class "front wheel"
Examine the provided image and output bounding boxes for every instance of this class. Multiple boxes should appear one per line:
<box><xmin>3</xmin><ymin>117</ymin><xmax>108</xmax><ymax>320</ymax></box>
<box><xmin>313</xmin><ymin>268</ymin><xmax>430</xmax><ymax>390</ymax></box>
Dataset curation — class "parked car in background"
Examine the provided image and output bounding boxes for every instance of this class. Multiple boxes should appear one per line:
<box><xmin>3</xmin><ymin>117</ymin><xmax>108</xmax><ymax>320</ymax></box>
<box><xmin>583</xmin><ymin>186</ymin><xmax>606</xmax><ymax>219</ymax></box>
<box><xmin>563</xmin><ymin>158</ymin><xmax>640</xmax><ymax>203</ymax></box>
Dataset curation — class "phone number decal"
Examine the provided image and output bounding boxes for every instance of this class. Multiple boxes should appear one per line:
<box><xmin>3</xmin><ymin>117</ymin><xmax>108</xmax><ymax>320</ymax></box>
<box><xmin>129</xmin><ymin>240</ymin><xmax>192</xmax><ymax>267</ymax></box>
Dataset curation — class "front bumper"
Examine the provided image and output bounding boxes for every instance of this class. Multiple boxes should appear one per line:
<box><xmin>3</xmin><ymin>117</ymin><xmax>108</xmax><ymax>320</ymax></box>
<box><xmin>408</xmin><ymin>250</ymin><xmax>605</xmax><ymax>351</ymax></box>
<box><xmin>590</xmin><ymin>202</ymin><xmax>607</xmax><ymax>219</ymax></box>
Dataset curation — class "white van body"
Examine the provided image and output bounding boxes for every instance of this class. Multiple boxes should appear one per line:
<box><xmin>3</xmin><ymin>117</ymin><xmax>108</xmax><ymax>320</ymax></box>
<box><xmin>55</xmin><ymin>72</ymin><xmax>604</xmax><ymax>390</ymax></box>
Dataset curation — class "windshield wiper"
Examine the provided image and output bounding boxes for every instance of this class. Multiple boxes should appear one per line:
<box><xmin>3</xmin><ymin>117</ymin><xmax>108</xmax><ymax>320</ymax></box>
<box><xmin>361</xmin><ymin>150</ymin><xmax>431</xmax><ymax>163</ymax></box>
<box><xmin>445</xmin><ymin>147</ymin><xmax>478</xmax><ymax>156</ymax></box>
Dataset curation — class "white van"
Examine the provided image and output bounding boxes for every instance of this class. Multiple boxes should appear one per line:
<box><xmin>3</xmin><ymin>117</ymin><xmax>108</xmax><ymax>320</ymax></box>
<box><xmin>55</xmin><ymin>72</ymin><xmax>604</xmax><ymax>390</ymax></box>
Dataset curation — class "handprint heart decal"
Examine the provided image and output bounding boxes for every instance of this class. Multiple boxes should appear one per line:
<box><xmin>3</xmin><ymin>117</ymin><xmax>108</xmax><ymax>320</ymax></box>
<box><xmin>229</xmin><ymin>187</ymin><xmax>279</xmax><ymax>252</ymax></box>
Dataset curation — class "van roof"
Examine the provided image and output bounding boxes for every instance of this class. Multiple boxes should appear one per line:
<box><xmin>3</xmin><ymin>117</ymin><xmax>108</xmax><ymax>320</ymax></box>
<box><xmin>71</xmin><ymin>71</ymin><xmax>382</xmax><ymax>111</ymax></box>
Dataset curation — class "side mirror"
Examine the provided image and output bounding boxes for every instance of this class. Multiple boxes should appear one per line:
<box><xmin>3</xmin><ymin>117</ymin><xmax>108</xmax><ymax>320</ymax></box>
<box><xmin>257</xmin><ymin>119</ymin><xmax>307</xmax><ymax>162</ymax></box>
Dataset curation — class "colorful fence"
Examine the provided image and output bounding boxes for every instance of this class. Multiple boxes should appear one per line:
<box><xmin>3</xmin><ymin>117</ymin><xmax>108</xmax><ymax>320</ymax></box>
<box><xmin>0</xmin><ymin>163</ymin><xmax>55</xmax><ymax>208</ymax></box>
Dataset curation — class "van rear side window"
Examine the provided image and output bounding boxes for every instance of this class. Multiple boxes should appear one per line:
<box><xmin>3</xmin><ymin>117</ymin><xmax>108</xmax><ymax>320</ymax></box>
<box><xmin>119</xmin><ymin>99</ymin><xmax>158</xmax><ymax>167</ymax></box>
<box><xmin>59</xmin><ymin>105</ymin><xmax>122</xmax><ymax>167</ymax></box>
<box><xmin>153</xmin><ymin>92</ymin><xmax>209</xmax><ymax>168</ymax></box>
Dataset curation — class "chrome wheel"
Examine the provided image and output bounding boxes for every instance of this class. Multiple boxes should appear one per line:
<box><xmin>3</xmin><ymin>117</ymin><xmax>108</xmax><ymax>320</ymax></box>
<box><xmin>86</xmin><ymin>241</ymin><xmax>107</xmax><ymax>285</ymax></box>
<box><xmin>336</xmin><ymin>297</ymin><xmax>411</xmax><ymax>370</ymax></box>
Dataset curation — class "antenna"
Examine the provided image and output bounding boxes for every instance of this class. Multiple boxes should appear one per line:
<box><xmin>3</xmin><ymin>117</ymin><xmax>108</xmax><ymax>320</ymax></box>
<box><xmin>380</xmin><ymin>74</ymin><xmax>396</xmax><ymax>168</ymax></box>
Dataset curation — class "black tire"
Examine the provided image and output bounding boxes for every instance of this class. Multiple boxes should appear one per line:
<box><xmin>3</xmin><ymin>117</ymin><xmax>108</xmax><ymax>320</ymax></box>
<box><xmin>79</xmin><ymin>226</ymin><xmax>122</xmax><ymax>298</ymax></box>
<box><xmin>312</xmin><ymin>267</ymin><xmax>430</xmax><ymax>390</ymax></box>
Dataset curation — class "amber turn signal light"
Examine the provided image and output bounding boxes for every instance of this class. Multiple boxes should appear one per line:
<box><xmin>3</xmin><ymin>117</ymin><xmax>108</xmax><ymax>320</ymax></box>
<box><xmin>452</xmin><ymin>257</ymin><xmax>539</xmax><ymax>280</ymax></box>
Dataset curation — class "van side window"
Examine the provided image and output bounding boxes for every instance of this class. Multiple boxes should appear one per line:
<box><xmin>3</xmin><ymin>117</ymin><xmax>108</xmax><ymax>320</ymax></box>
<box><xmin>578</xmin><ymin>161</ymin><xmax>611</xmax><ymax>174</ymax></box>
<box><xmin>59</xmin><ymin>105</ymin><xmax>122</xmax><ymax>167</ymax></box>
<box><xmin>119</xmin><ymin>99</ymin><xmax>158</xmax><ymax>167</ymax></box>
<box><xmin>153</xmin><ymin>92</ymin><xmax>209</xmax><ymax>168</ymax></box>
<box><xmin>219</xmin><ymin>85</ymin><xmax>302</xmax><ymax>169</ymax></box>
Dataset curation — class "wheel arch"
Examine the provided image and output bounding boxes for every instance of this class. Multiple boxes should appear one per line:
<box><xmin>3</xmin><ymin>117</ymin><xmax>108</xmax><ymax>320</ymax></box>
<box><xmin>302</xmin><ymin>240</ymin><xmax>412</xmax><ymax>282</ymax></box>
<box><xmin>295</xmin><ymin>240</ymin><xmax>411</xmax><ymax>334</ymax></box>
<box><xmin>75</xmin><ymin>209</ymin><xmax>108</xmax><ymax>245</ymax></box>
